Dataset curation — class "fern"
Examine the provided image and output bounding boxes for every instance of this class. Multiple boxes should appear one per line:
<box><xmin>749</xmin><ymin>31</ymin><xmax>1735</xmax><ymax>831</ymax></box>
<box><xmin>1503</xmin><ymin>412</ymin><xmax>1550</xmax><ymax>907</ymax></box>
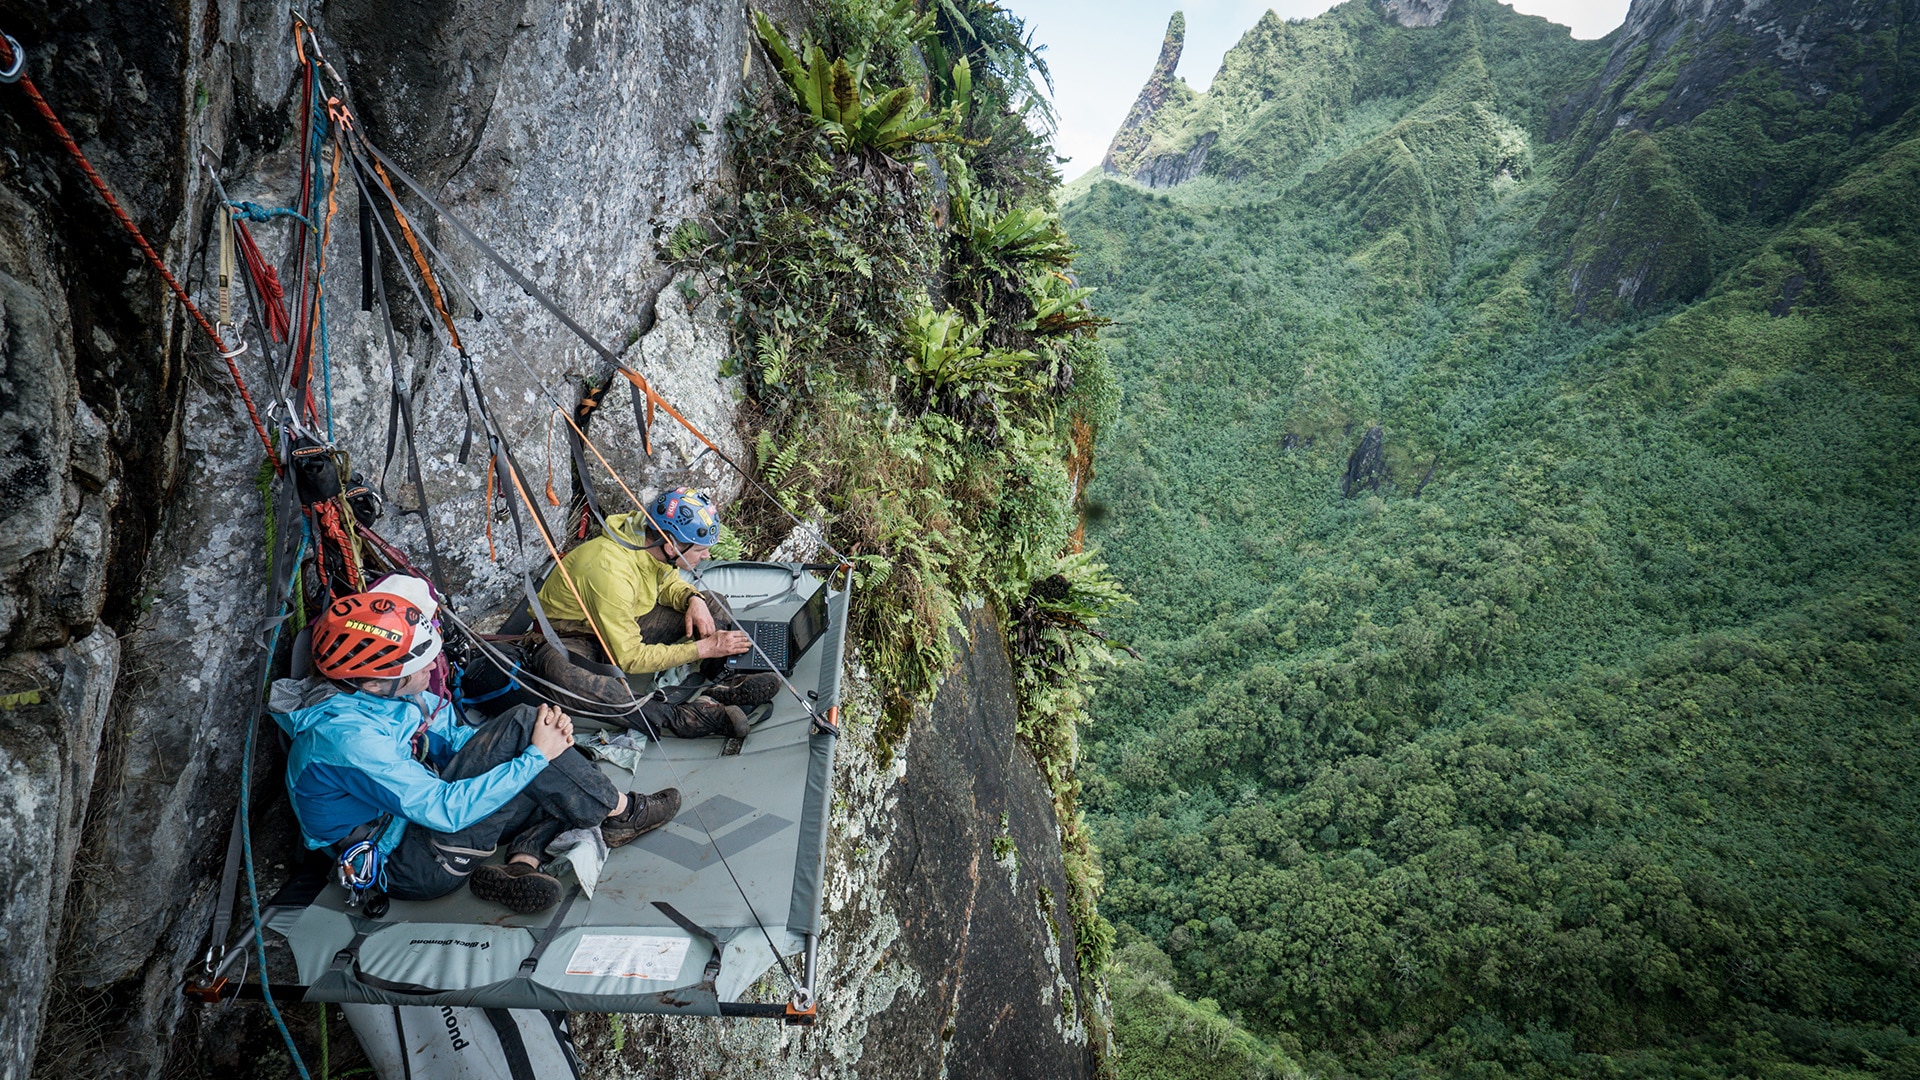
<box><xmin>767</xmin><ymin>437</ymin><xmax>802</xmax><ymax>490</ymax></box>
<box><xmin>900</xmin><ymin>303</ymin><xmax>1035</xmax><ymax>409</ymax></box>
<box><xmin>1022</xmin><ymin>271</ymin><xmax>1104</xmax><ymax>336</ymax></box>
<box><xmin>753</xmin><ymin>10</ymin><xmax>972</xmax><ymax>155</ymax></box>
<box><xmin>754</xmin><ymin>332</ymin><xmax>792</xmax><ymax>387</ymax></box>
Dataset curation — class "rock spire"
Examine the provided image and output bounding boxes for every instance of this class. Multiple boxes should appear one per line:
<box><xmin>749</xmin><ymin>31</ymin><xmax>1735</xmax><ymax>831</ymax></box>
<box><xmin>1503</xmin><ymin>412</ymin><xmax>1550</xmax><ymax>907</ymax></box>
<box><xmin>1102</xmin><ymin>12</ymin><xmax>1185</xmax><ymax>174</ymax></box>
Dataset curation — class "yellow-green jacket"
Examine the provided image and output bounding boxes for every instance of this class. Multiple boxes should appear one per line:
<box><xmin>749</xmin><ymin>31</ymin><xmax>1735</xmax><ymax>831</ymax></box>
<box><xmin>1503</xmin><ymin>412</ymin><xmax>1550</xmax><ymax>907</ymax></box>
<box><xmin>535</xmin><ymin>512</ymin><xmax>699</xmax><ymax>673</ymax></box>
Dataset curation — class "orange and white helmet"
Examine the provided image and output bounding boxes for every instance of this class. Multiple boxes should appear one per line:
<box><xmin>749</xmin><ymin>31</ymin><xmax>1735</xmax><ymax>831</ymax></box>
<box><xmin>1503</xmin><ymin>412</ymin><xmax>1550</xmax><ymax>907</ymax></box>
<box><xmin>311</xmin><ymin>575</ymin><xmax>443</xmax><ymax>681</ymax></box>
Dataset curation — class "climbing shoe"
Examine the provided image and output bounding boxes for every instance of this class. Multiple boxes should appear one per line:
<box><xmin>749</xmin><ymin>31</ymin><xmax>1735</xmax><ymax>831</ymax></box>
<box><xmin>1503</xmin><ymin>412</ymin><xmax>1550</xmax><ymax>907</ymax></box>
<box><xmin>603</xmin><ymin>787</ymin><xmax>682</xmax><ymax>848</ymax></box>
<box><xmin>469</xmin><ymin>861</ymin><xmax>564</xmax><ymax>914</ymax></box>
<box><xmin>662</xmin><ymin>699</ymin><xmax>750</xmax><ymax>739</ymax></box>
<box><xmin>699</xmin><ymin>672</ymin><xmax>779</xmax><ymax>709</ymax></box>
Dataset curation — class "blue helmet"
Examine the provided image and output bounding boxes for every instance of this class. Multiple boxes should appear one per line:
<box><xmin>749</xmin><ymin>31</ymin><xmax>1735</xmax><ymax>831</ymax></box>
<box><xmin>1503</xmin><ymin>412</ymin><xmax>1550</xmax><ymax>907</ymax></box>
<box><xmin>648</xmin><ymin>488</ymin><xmax>720</xmax><ymax>548</ymax></box>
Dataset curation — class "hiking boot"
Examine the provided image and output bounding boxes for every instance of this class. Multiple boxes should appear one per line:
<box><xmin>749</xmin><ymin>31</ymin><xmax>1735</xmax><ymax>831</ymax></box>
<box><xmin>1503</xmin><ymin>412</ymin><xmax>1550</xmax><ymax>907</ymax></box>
<box><xmin>699</xmin><ymin>672</ymin><xmax>779</xmax><ymax>709</ymax></box>
<box><xmin>469</xmin><ymin>861</ymin><xmax>564</xmax><ymax>914</ymax></box>
<box><xmin>662</xmin><ymin>699</ymin><xmax>750</xmax><ymax>739</ymax></box>
<box><xmin>603</xmin><ymin>788</ymin><xmax>682</xmax><ymax>848</ymax></box>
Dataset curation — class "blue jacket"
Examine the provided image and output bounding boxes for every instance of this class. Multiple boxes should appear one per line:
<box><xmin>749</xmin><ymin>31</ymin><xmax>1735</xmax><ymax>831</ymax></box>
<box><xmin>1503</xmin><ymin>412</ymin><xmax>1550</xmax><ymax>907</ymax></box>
<box><xmin>270</xmin><ymin>679</ymin><xmax>548</xmax><ymax>853</ymax></box>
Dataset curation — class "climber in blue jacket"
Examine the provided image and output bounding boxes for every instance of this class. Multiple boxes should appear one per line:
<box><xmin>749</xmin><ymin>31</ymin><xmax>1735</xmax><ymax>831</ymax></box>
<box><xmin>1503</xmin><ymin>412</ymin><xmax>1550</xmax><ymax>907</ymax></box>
<box><xmin>271</xmin><ymin>575</ymin><xmax>680</xmax><ymax>913</ymax></box>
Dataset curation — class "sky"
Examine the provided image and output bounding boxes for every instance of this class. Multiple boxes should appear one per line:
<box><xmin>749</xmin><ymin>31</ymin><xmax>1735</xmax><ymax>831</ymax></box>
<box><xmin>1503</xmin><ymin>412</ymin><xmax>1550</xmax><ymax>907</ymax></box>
<box><xmin>1015</xmin><ymin>0</ymin><xmax>1632</xmax><ymax>175</ymax></box>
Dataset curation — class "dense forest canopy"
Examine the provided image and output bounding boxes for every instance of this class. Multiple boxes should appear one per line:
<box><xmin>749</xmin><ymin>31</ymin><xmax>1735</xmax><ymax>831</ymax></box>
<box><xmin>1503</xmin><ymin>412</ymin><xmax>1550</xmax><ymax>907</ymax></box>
<box><xmin>1062</xmin><ymin>0</ymin><xmax>1920</xmax><ymax>1076</ymax></box>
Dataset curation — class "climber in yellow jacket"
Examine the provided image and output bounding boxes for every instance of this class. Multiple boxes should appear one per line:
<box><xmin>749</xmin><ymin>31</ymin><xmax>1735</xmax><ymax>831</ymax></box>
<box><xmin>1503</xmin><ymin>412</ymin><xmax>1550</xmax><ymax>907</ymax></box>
<box><xmin>528</xmin><ymin>489</ymin><xmax>774</xmax><ymax>738</ymax></box>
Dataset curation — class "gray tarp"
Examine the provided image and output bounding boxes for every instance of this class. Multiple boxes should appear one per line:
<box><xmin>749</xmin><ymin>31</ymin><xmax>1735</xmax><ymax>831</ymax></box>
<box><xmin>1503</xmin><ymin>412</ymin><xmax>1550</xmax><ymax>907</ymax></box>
<box><xmin>278</xmin><ymin>563</ymin><xmax>846</xmax><ymax>1014</ymax></box>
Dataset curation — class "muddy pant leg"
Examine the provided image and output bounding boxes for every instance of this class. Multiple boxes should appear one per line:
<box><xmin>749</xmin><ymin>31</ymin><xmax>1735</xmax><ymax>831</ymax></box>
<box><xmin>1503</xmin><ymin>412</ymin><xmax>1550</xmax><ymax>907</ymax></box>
<box><xmin>382</xmin><ymin>705</ymin><xmax>620</xmax><ymax>900</ymax></box>
<box><xmin>634</xmin><ymin>602</ymin><xmax>685</xmax><ymax>644</ymax></box>
<box><xmin>525</xmin><ymin>635</ymin><xmax>642</xmax><ymax>721</ymax></box>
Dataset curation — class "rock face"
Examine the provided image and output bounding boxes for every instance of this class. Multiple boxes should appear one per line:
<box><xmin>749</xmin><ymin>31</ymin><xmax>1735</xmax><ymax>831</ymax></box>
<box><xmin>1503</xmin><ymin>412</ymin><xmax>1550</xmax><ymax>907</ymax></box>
<box><xmin>1546</xmin><ymin>0</ymin><xmax>1920</xmax><ymax>318</ymax></box>
<box><xmin>1341</xmin><ymin>426</ymin><xmax>1387</xmax><ymax>496</ymax></box>
<box><xmin>1552</xmin><ymin>130</ymin><xmax>1712</xmax><ymax>320</ymax></box>
<box><xmin>0</xmin><ymin>628</ymin><xmax>119</xmax><ymax>1080</ymax></box>
<box><xmin>1555</xmin><ymin>0</ymin><xmax>1919</xmax><ymax>142</ymax></box>
<box><xmin>851</xmin><ymin>607</ymin><xmax>1097</xmax><ymax>1078</ymax></box>
<box><xmin>2</xmin><ymin>1</ymin><xmax>1096</xmax><ymax>1076</ymax></box>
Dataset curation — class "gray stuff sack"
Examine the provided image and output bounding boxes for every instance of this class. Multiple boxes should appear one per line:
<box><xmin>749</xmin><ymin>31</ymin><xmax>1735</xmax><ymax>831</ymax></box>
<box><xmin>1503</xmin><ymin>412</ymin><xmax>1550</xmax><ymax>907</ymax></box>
<box><xmin>341</xmin><ymin>1003</ymin><xmax>582</xmax><ymax>1080</ymax></box>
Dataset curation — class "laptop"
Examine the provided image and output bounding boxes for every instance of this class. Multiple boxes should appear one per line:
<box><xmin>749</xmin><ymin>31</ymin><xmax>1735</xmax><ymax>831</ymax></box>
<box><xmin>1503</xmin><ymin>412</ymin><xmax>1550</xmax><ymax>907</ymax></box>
<box><xmin>723</xmin><ymin>585</ymin><xmax>830</xmax><ymax>675</ymax></box>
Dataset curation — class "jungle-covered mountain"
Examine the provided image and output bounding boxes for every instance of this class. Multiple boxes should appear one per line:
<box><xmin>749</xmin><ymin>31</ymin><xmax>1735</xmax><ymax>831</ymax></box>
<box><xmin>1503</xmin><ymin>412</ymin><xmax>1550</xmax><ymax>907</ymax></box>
<box><xmin>1060</xmin><ymin>0</ymin><xmax>1920</xmax><ymax>1076</ymax></box>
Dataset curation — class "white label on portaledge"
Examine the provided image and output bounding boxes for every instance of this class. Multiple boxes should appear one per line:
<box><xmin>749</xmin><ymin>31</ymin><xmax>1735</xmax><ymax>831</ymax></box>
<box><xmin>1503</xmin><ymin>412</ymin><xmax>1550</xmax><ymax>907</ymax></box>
<box><xmin>564</xmin><ymin>934</ymin><xmax>691</xmax><ymax>979</ymax></box>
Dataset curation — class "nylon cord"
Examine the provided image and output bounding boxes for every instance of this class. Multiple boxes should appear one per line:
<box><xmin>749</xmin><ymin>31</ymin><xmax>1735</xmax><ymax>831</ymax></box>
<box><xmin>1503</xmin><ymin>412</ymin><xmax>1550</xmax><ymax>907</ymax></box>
<box><xmin>0</xmin><ymin>33</ymin><xmax>278</xmax><ymax>463</ymax></box>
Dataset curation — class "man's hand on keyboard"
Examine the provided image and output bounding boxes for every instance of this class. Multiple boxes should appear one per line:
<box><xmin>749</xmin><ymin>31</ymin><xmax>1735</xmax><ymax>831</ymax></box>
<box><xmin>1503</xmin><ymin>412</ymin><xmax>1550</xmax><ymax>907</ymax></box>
<box><xmin>696</xmin><ymin>630</ymin><xmax>752</xmax><ymax>660</ymax></box>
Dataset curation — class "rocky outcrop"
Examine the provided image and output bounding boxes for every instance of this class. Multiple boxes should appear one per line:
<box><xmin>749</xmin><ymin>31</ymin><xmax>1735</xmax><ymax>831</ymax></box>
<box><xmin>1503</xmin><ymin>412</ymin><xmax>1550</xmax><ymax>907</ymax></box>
<box><xmin>1545</xmin><ymin>0</ymin><xmax>1920</xmax><ymax>319</ymax></box>
<box><xmin>1552</xmin><ymin>130</ymin><xmax>1712</xmax><ymax>320</ymax></box>
<box><xmin>1129</xmin><ymin>132</ymin><xmax>1216</xmax><ymax>190</ymax></box>
<box><xmin>1380</xmin><ymin>0</ymin><xmax>1450</xmax><ymax>28</ymax></box>
<box><xmin>1555</xmin><ymin>0</ymin><xmax>1920</xmax><ymax>144</ymax></box>
<box><xmin>1341</xmin><ymin>426</ymin><xmax>1387</xmax><ymax>496</ymax></box>
<box><xmin>1098</xmin><ymin>4</ymin><xmax>1433</xmax><ymax>191</ymax></box>
<box><xmin>1102</xmin><ymin>14</ymin><xmax>1202</xmax><ymax>186</ymax></box>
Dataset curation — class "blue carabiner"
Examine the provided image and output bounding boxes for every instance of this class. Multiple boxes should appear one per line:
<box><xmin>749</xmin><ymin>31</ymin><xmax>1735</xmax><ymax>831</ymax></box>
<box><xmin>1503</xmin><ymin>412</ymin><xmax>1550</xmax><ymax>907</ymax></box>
<box><xmin>337</xmin><ymin>839</ymin><xmax>384</xmax><ymax>903</ymax></box>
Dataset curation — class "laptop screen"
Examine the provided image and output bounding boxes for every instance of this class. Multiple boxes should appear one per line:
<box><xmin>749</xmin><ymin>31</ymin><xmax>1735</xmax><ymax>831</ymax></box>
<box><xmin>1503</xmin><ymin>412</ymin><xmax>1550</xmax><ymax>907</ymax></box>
<box><xmin>787</xmin><ymin>585</ymin><xmax>830</xmax><ymax>660</ymax></box>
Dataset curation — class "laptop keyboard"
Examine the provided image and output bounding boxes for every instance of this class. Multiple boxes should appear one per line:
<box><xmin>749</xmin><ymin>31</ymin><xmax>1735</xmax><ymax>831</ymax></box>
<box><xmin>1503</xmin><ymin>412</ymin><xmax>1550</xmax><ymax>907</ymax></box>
<box><xmin>751</xmin><ymin>622</ymin><xmax>788</xmax><ymax>670</ymax></box>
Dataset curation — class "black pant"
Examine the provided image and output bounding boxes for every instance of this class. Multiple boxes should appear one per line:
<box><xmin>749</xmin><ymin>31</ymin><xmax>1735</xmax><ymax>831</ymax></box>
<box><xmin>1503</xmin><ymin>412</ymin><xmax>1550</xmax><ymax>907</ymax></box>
<box><xmin>382</xmin><ymin>704</ymin><xmax>619</xmax><ymax>901</ymax></box>
<box><xmin>524</xmin><ymin>592</ymin><xmax>727</xmax><ymax>736</ymax></box>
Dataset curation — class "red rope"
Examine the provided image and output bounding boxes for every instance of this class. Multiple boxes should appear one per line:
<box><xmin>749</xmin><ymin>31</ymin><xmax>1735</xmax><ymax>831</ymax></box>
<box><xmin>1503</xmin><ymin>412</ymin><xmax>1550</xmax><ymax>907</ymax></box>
<box><xmin>233</xmin><ymin>219</ymin><xmax>290</xmax><ymax>342</ymax></box>
<box><xmin>0</xmin><ymin>34</ymin><xmax>278</xmax><ymax>462</ymax></box>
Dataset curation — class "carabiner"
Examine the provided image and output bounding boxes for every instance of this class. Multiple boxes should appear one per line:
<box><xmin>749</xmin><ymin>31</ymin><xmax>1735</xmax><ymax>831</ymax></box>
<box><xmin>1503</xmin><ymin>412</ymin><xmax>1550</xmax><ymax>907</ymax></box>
<box><xmin>0</xmin><ymin>34</ymin><xmax>27</xmax><ymax>84</ymax></box>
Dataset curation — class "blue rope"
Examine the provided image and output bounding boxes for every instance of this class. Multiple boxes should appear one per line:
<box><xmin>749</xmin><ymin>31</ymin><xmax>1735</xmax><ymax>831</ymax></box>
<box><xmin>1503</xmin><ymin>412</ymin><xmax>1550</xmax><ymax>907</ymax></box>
<box><xmin>244</xmin><ymin>533</ymin><xmax>311</xmax><ymax>1080</ymax></box>
<box><xmin>229</xmin><ymin>201</ymin><xmax>313</xmax><ymax>226</ymax></box>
